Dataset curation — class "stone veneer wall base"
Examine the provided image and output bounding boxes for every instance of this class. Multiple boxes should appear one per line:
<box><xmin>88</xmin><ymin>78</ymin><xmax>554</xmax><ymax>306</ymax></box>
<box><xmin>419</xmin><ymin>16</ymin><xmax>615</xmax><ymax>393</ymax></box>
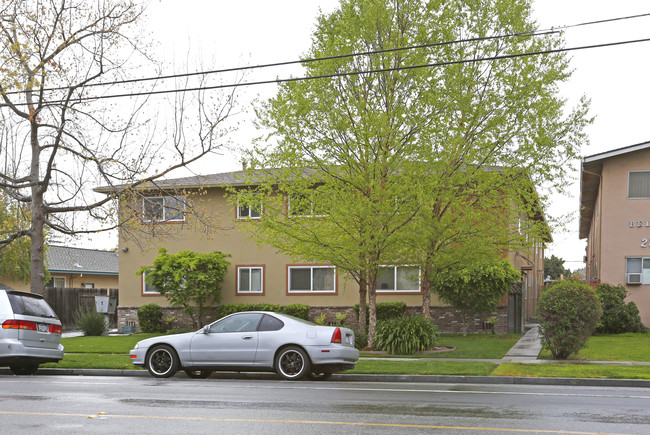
<box><xmin>118</xmin><ymin>305</ymin><xmax>508</xmax><ymax>335</ymax></box>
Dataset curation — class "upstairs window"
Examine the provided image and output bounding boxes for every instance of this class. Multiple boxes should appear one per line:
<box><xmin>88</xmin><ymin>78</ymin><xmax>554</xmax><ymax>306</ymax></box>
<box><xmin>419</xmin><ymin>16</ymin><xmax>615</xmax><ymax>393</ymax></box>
<box><xmin>628</xmin><ymin>171</ymin><xmax>650</xmax><ymax>198</ymax></box>
<box><xmin>626</xmin><ymin>257</ymin><xmax>650</xmax><ymax>285</ymax></box>
<box><xmin>288</xmin><ymin>190</ymin><xmax>328</xmax><ymax>217</ymax></box>
<box><xmin>237</xmin><ymin>194</ymin><xmax>262</xmax><ymax>219</ymax></box>
<box><xmin>143</xmin><ymin>195</ymin><xmax>185</xmax><ymax>222</ymax></box>
<box><xmin>376</xmin><ymin>265</ymin><xmax>421</xmax><ymax>293</ymax></box>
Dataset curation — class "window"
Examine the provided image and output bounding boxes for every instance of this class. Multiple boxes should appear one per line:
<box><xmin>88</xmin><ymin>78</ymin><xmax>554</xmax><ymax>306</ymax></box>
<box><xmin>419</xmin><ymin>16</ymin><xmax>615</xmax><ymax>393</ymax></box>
<box><xmin>258</xmin><ymin>314</ymin><xmax>284</xmax><ymax>332</ymax></box>
<box><xmin>237</xmin><ymin>266</ymin><xmax>264</xmax><ymax>294</ymax></box>
<box><xmin>289</xmin><ymin>190</ymin><xmax>328</xmax><ymax>217</ymax></box>
<box><xmin>237</xmin><ymin>194</ymin><xmax>262</xmax><ymax>219</ymax></box>
<box><xmin>208</xmin><ymin>313</ymin><xmax>263</xmax><ymax>333</ymax></box>
<box><xmin>376</xmin><ymin>265</ymin><xmax>420</xmax><ymax>293</ymax></box>
<box><xmin>142</xmin><ymin>269</ymin><xmax>160</xmax><ymax>295</ymax></box>
<box><xmin>628</xmin><ymin>171</ymin><xmax>650</xmax><ymax>198</ymax></box>
<box><xmin>142</xmin><ymin>195</ymin><xmax>185</xmax><ymax>222</ymax></box>
<box><xmin>626</xmin><ymin>257</ymin><xmax>650</xmax><ymax>284</ymax></box>
<box><xmin>52</xmin><ymin>277</ymin><xmax>66</xmax><ymax>288</ymax></box>
<box><xmin>83</xmin><ymin>283</ymin><xmax>95</xmax><ymax>289</ymax></box>
<box><xmin>288</xmin><ymin>266</ymin><xmax>336</xmax><ymax>293</ymax></box>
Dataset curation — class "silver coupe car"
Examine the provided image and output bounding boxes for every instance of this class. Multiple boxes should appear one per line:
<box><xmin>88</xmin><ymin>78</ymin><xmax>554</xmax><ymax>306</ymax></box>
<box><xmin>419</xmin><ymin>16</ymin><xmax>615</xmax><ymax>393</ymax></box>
<box><xmin>129</xmin><ymin>311</ymin><xmax>359</xmax><ymax>380</ymax></box>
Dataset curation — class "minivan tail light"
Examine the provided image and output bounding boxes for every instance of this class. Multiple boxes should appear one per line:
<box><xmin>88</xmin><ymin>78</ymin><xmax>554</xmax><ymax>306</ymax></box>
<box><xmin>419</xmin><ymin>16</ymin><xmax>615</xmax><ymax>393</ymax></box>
<box><xmin>49</xmin><ymin>324</ymin><xmax>62</xmax><ymax>334</ymax></box>
<box><xmin>2</xmin><ymin>319</ymin><xmax>37</xmax><ymax>331</ymax></box>
<box><xmin>331</xmin><ymin>327</ymin><xmax>342</xmax><ymax>343</ymax></box>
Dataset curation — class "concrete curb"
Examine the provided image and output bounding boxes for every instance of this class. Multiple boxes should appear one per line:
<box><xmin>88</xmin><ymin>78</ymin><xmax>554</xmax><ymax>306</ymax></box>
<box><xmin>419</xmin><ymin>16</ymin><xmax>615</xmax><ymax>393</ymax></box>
<box><xmin>1</xmin><ymin>368</ymin><xmax>649</xmax><ymax>388</ymax></box>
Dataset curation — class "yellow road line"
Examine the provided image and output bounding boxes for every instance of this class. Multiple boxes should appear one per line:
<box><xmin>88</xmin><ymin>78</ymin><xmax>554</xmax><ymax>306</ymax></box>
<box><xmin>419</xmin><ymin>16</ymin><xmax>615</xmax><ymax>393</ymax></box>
<box><xmin>0</xmin><ymin>410</ymin><xmax>631</xmax><ymax>434</ymax></box>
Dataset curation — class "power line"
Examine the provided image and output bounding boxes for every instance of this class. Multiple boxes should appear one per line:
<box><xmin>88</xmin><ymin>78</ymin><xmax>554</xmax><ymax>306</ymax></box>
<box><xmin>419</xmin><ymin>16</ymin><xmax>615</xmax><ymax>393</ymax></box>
<box><xmin>3</xmin><ymin>35</ymin><xmax>649</xmax><ymax>108</ymax></box>
<box><xmin>2</xmin><ymin>11</ymin><xmax>650</xmax><ymax>98</ymax></box>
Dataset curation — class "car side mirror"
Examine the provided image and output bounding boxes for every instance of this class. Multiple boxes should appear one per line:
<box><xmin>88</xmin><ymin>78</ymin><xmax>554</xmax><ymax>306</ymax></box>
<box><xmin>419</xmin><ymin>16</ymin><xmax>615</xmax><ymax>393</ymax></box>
<box><xmin>201</xmin><ymin>325</ymin><xmax>210</xmax><ymax>334</ymax></box>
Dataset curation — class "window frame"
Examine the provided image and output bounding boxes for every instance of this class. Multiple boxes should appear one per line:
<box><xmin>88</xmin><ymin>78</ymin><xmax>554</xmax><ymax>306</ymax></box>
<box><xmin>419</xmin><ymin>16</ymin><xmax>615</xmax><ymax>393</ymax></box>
<box><xmin>288</xmin><ymin>190</ymin><xmax>328</xmax><ymax>218</ymax></box>
<box><xmin>628</xmin><ymin>171</ymin><xmax>650</xmax><ymax>199</ymax></box>
<box><xmin>287</xmin><ymin>265</ymin><xmax>337</xmax><ymax>294</ymax></box>
<box><xmin>141</xmin><ymin>268</ymin><xmax>161</xmax><ymax>295</ymax></box>
<box><xmin>236</xmin><ymin>193</ymin><xmax>262</xmax><ymax>220</ymax></box>
<box><xmin>376</xmin><ymin>265</ymin><xmax>422</xmax><ymax>294</ymax></box>
<box><xmin>142</xmin><ymin>195</ymin><xmax>186</xmax><ymax>223</ymax></box>
<box><xmin>236</xmin><ymin>265</ymin><xmax>265</xmax><ymax>295</ymax></box>
<box><xmin>52</xmin><ymin>277</ymin><xmax>66</xmax><ymax>288</ymax></box>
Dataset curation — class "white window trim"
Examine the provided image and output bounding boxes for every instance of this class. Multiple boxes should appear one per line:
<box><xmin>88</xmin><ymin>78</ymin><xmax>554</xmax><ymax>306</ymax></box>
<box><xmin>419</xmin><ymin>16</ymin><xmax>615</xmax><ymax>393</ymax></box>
<box><xmin>628</xmin><ymin>171</ymin><xmax>650</xmax><ymax>199</ymax></box>
<box><xmin>142</xmin><ymin>269</ymin><xmax>160</xmax><ymax>295</ymax></box>
<box><xmin>142</xmin><ymin>195</ymin><xmax>186</xmax><ymax>223</ymax></box>
<box><xmin>237</xmin><ymin>194</ymin><xmax>262</xmax><ymax>220</ymax></box>
<box><xmin>52</xmin><ymin>277</ymin><xmax>66</xmax><ymax>288</ymax></box>
<box><xmin>237</xmin><ymin>266</ymin><xmax>264</xmax><ymax>294</ymax></box>
<box><xmin>288</xmin><ymin>265</ymin><xmax>336</xmax><ymax>293</ymax></box>
<box><xmin>376</xmin><ymin>265</ymin><xmax>421</xmax><ymax>293</ymax></box>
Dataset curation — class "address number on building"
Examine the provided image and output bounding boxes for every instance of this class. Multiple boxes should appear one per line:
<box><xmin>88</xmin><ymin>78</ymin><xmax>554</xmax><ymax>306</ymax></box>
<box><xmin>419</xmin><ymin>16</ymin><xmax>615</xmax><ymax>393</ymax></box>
<box><xmin>643</xmin><ymin>238</ymin><xmax>649</xmax><ymax>248</ymax></box>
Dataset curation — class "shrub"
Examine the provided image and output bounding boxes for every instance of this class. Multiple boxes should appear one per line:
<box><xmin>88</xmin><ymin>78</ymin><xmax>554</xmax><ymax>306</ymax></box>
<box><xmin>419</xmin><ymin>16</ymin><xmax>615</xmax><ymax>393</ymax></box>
<box><xmin>278</xmin><ymin>304</ymin><xmax>310</xmax><ymax>320</ymax></box>
<box><xmin>351</xmin><ymin>327</ymin><xmax>368</xmax><ymax>350</ymax></box>
<box><xmin>375</xmin><ymin>316</ymin><xmax>439</xmax><ymax>355</ymax></box>
<box><xmin>74</xmin><ymin>306</ymin><xmax>107</xmax><ymax>336</ymax></box>
<box><xmin>354</xmin><ymin>301</ymin><xmax>407</xmax><ymax>325</ymax></box>
<box><xmin>595</xmin><ymin>283</ymin><xmax>646</xmax><ymax>333</ymax></box>
<box><xmin>137</xmin><ymin>303</ymin><xmax>164</xmax><ymax>333</ymax></box>
<box><xmin>537</xmin><ymin>278</ymin><xmax>602</xmax><ymax>359</ymax></box>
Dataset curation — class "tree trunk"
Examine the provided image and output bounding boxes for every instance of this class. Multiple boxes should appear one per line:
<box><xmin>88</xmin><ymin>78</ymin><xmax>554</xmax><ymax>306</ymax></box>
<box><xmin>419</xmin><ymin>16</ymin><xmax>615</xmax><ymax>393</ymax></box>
<box><xmin>421</xmin><ymin>267</ymin><xmax>432</xmax><ymax>319</ymax></box>
<box><xmin>29</xmin><ymin>120</ymin><xmax>46</xmax><ymax>295</ymax></box>
<box><xmin>358</xmin><ymin>276</ymin><xmax>367</xmax><ymax>332</ymax></box>
<box><xmin>367</xmin><ymin>272</ymin><xmax>378</xmax><ymax>349</ymax></box>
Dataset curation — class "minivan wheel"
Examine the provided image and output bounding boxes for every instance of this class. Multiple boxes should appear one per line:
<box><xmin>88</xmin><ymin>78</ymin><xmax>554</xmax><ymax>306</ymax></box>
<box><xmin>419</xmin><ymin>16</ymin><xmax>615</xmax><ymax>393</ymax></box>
<box><xmin>146</xmin><ymin>345</ymin><xmax>180</xmax><ymax>378</ymax></box>
<box><xmin>10</xmin><ymin>364</ymin><xmax>39</xmax><ymax>375</ymax></box>
<box><xmin>275</xmin><ymin>346</ymin><xmax>310</xmax><ymax>380</ymax></box>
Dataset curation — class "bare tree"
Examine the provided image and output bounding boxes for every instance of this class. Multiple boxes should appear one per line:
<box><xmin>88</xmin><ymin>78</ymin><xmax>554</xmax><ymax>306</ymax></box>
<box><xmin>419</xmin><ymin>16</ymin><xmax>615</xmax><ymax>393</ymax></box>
<box><xmin>0</xmin><ymin>0</ymin><xmax>238</xmax><ymax>293</ymax></box>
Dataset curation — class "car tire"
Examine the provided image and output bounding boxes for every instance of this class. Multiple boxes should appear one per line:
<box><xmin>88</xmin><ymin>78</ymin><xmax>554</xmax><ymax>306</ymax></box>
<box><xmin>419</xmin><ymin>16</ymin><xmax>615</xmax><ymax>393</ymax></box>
<box><xmin>146</xmin><ymin>344</ymin><xmax>180</xmax><ymax>378</ymax></box>
<box><xmin>275</xmin><ymin>346</ymin><xmax>310</xmax><ymax>380</ymax></box>
<box><xmin>184</xmin><ymin>369</ymin><xmax>213</xmax><ymax>379</ymax></box>
<box><xmin>9</xmin><ymin>364</ymin><xmax>39</xmax><ymax>375</ymax></box>
<box><xmin>307</xmin><ymin>370</ymin><xmax>332</xmax><ymax>381</ymax></box>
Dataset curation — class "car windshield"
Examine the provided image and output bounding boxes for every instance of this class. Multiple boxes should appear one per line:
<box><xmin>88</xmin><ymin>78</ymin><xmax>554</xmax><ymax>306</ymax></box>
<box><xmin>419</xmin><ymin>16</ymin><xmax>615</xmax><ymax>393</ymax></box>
<box><xmin>8</xmin><ymin>292</ymin><xmax>58</xmax><ymax>318</ymax></box>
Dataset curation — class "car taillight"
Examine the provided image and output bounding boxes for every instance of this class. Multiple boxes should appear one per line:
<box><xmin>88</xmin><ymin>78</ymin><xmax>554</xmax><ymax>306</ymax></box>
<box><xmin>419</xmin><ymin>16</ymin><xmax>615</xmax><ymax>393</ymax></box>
<box><xmin>331</xmin><ymin>327</ymin><xmax>342</xmax><ymax>343</ymax></box>
<box><xmin>2</xmin><ymin>319</ymin><xmax>37</xmax><ymax>330</ymax></box>
<box><xmin>49</xmin><ymin>324</ymin><xmax>62</xmax><ymax>334</ymax></box>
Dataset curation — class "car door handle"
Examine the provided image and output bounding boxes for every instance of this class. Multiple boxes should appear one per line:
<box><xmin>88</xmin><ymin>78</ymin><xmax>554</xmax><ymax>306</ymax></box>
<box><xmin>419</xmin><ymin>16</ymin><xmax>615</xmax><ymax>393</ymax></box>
<box><xmin>242</xmin><ymin>336</ymin><xmax>253</xmax><ymax>340</ymax></box>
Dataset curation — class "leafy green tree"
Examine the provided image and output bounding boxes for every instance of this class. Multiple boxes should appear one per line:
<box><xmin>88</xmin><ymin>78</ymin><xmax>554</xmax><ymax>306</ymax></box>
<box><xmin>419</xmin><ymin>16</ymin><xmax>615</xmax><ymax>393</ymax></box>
<box><xmin>433</xmin><ymin>258</ymin><xmax>521</xmax><ymax>335</ymax></box>
<box><xmin>544</xmin><ymin>255</ymin><xmax>571</xmax><ymax>280</ymax></box>
<box><xmin>241</xmin><ymin>0</ymin><xmax>589</xmax><ymax>347</ymax></box>
<box><xmin>0</xmin><ymin>195</ymin><xmax>31</xmax><ymax>282</ymax></box>
<box><xmin>138</xmin><ymin>249</ymin><xmax>231</xmax><ymax>328</ymax></box>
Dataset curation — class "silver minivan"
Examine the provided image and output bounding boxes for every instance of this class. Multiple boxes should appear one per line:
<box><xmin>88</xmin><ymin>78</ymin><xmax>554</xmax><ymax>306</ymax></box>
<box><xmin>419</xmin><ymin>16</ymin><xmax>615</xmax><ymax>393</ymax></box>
<box><xmin>0</xmin><ymin>289</ymin><xmax>64</xmax><ymax>375</ymax></box>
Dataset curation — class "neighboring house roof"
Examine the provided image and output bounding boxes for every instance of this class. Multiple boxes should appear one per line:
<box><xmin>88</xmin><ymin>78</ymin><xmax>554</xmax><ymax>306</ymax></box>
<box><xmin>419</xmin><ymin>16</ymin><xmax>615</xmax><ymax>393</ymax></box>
<box><xmin>46</xmin><ymin>245</ymin><xmax>119</xmax><ymax>276</ymax></box>
<box><xmin>579</xmin><ymin>140</ymin><xmax>650</xmax><ymax>239</ymax></box>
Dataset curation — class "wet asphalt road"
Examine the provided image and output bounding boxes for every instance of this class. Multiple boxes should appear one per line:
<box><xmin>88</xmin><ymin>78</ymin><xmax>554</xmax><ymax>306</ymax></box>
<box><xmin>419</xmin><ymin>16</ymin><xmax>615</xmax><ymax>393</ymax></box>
<box><xmin>1</xmin><ymin>374</ymin><xmax>649</xmax><ymax>434</ymax></box>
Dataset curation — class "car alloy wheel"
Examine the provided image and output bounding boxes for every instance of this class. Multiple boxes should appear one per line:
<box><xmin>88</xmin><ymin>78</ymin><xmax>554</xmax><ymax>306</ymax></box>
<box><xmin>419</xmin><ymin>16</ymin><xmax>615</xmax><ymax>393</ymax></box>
<box><xmin>9</xmin><ymin>364</ymin><xmax>39</xmax><ymax>375</ymax></box>
<box><xmin>146</xmin><ymin>344</ymin><xmax>180</xmax><ymax>378</ymax></box>
<box><xmin>184</xmin><ymin>369</ymin><xmax>213</xmax><ymax>379</ymax></box>
<box><xmin>275</xmin><ymin>346</ymin><xmax>310</xmax><ymax>380</ymax></box>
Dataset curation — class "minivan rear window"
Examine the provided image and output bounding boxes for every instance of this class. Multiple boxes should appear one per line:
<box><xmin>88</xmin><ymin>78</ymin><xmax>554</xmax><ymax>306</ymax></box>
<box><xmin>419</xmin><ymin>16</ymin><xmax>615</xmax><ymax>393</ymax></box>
<box><xmin>8</xmin><ymin>293</ymin><xmax>58</xmax><ymax>318</ymax></box>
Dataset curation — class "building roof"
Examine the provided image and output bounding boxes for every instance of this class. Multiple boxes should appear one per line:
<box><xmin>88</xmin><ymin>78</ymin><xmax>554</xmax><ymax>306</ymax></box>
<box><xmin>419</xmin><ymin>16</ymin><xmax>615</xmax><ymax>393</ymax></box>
<box><xmin>46</xmin><ymin>245</ymin><xmax>119</xmax><ymax>275</ymax></box>
<box><xmin>579</xmin><ymin>140</ymin><xmax>650</xmax><ymax>239</ymax></box>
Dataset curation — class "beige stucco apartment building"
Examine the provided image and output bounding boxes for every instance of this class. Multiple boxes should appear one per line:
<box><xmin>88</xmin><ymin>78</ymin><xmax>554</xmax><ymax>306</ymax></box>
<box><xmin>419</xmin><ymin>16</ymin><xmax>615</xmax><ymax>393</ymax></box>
<box><xmin>105</xmin><ymin>169</ymin><xmax>546</xmax><ymax>333</ymax></box>
<box><xmin>580</xmin><ymin>141</ymin><xmax>650</xmax><ymax>326</ymax></box>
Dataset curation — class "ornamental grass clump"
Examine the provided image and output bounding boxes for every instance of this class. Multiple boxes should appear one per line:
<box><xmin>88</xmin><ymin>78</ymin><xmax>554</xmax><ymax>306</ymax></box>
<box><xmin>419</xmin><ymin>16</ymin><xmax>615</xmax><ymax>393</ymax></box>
<box><xmin>74</xmin><ymin>306</ymin><xmax>107</xmax><ymax>336</ymax></box>
<box><xmin>375</xmin><ymin>316</ymin><xmax>439</xmax><ymax>355</ymax></box>
<box><xmin>537</xmin><ymin>278</ymin><xmax>602</xmax><ymax>359</ymax></box>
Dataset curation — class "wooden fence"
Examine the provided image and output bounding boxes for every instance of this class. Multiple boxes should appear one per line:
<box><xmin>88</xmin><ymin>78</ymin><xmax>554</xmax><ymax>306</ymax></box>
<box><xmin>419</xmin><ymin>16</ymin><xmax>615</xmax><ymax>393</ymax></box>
<box><xmin>43</xmin><ymin>287</ymin><xmax>119</xmax><ymax>329</ymax></box>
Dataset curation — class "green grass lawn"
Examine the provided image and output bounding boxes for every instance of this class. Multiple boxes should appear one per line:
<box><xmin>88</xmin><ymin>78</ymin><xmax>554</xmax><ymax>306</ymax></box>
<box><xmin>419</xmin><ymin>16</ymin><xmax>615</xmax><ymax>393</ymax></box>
<box><xmin>493</xmin><ymin>363</ymin><xmax>650</xmax><ymax>380</ymax></box>
<box><xmin>61</xmin><ymin>334</ymin><xmax>162</xmax><ymax>354</ymax></box>
<box><xmin>360</xmin><ymin>334</ymin><xmax>521</xmax><ymax>359</ymax></box>
<box><xmin>538</xmin><ymin>333</ymin><xmax>650</xmax><ymax>361</ymax></box>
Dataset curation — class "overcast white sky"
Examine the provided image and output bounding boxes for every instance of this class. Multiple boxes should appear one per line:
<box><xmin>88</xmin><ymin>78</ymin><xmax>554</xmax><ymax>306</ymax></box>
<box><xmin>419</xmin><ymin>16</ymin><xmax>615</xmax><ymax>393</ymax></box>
<box><xmin>111</xmin><ymin>0</ymin><xmax>650</xmax><ymax>269</ymax></box>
